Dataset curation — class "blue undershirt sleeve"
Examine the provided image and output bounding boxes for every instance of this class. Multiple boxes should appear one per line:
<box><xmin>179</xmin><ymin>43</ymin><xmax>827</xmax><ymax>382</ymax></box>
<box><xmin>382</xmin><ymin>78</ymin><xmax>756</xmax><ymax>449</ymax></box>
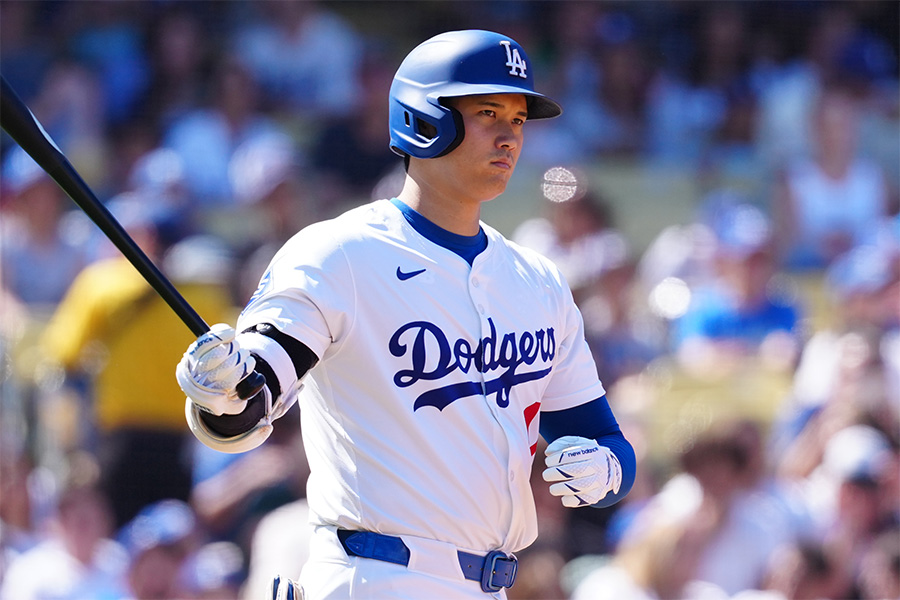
<box><xmin>539</xmin><ymin>395</ymin><xmax>636</xmax><ymax>508</ymax></box>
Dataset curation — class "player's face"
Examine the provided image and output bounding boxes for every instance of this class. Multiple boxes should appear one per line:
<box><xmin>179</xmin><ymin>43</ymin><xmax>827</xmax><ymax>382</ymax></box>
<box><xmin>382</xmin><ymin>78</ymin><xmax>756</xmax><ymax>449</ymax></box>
<box><xmin>435</xmin><ymin>94</ymin><xmax>528</xmax><ymax>204</ymax></box>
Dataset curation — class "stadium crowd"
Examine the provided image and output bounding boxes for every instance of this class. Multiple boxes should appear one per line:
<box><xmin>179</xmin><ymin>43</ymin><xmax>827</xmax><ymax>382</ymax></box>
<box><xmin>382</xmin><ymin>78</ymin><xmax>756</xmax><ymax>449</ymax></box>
<box><xmin>1</xmin><ymin>1</ymin><xmax>897</xmax><ymax>599</ymax></box>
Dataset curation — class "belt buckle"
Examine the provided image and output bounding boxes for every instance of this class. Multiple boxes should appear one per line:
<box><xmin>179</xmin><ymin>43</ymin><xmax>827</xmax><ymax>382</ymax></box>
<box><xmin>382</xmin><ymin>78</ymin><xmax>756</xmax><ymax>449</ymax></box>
<box><xmin>480</xmin><ymin>550</ymin><xmax>517</xmax><ymax>593</ymax></box>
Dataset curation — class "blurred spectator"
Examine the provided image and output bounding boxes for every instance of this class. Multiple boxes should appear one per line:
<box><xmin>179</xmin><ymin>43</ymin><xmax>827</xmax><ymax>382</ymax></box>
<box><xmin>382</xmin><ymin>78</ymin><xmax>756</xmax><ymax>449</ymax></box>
<box><xmin>125</xmin><ymin>147</ymin><xmax>195</xmax><ymax>248</ymax></box>
<box><xmin>59</xmin><ymin>0</ymin><xmax>150</xmax><ymax>126</ymax></box>
<box><xmin>22</xmin><ymin>60</ymin><xmax>109</xmax><ymax>192</ymax></box>
<box><xmin>513</xmin><ymin>168</ymin><xmax>621</xmax><ymax>302</ymax></box>
<box><xmin>40</xmin><ymin>207</ymin><xmax>237</xmax><ymax>529</ymax></box>
<box><xmin>645</xmin><ymin>4</ymin><xmax>756</xmax><ymax>169</ymax></box>
<box><xmin>550</xmin><ymin>8</ymin><xmax>652</xmax><ymax>160</ymax></box>
<box><xmin>569</xmin><ymin>519</ymin><xmax>721</xmax><ymax>600</ymax></box>
<box><xmin>0</xmin><ymin>451</ymin><xmax>41</xmax><ymax>577</ymax></box>
<box><xmin>516</xmin><ymin>2</ymin><xmax>599</xmax><ymax>167</ymax></box>
<box><xmin>637</xmin><ymin>223</ymin><xmax>717</xmax><ymax>327</ymax></box>
<box><xmin>161</xmin><ymin>55</ymin><xmax>293</xmax><ymax>211</ymax></box>
<box><xmin>579</xmin><ymin>248</ymin><xmax>663</xmax><ymax>389</ymax></box>
<box><xmin>754</xmin><ymin>3</ymin><xmax>898</xmax><ymax>172</ymax></box>
<box><xmin>635</xmin><ymin>191</ymin><xmax>751</xmax><ymax>329</ymax></box>
<box><xmin>0</xmin><ymin>457</ymin><xmax>128</xmax><ymax>600</ymax></box>
<box><xmin>754</xmin><ymin>4</ymin><xmax>856</xmax><ymax>170</ymax></box>
<box><xmin>780</xmin><ymin>423</ymin><xmax>899</xmax><ymax>597</ymax></box>
<box><xmin>230</xmin><ymin>0</ymin><xmax>364</xmax><ymax>119</ymax></box>
<box><xmin>308</xmin><ymin>48</ymin><xmax>400</xmax><ymax>212</ymax></box>
<box><xmin>57</xmin><ymin>146</ymin><xmax>192</xmax><ymax>268</ymax></box>
<box><xmin>240</xmin><ymin>499</ymin><xmax>311</xmax><ymax>600</ymax></box>
<box><xmin>226</xmin><ymin>133</ymin><xmax>316</xmax><ymax>307</ymax></box>
<box><xmin>139</xmin><ymin>6</ymin><xmax>211</xmax><ymax>130</ymax></box>
<box><xmin>776</xmin><ymin>243</ymin><xmax>899</xmax><ymax>451</ymax></box>
<box><xmin>733</xmin><ymin>540</ymin><xmax>846</xmax><ymax>600</ymax></box>
<box><xmin>505</xmin><ymin>545</ymin><xmax>567</xmax><ymax>600</ymax></box>
<box><xmin>189</xmin><ymin>405</ymin><xmax>306</xmax><ymax>552</ymax></box>
<box><xmin>228</xmin><ymin>132</ymin><xmax>309</xmax><ymax>248</ymax></box>
<box><xmin>118</xmin><ymin>499</ymin><xmax>199</xmax><ymax>600</ymax></box>
<box><xmin>772</xmin><ymin>84</ymin><xmax>896</xmax><ymax>271</ymax></box>
<box><xmin>179</xmin><ymin>541</ymin><xmax>245</xmax><ymax>600</ymax></box>
<box><xmin>0</xmin><ymin>148</ymin><xmax>88</xmax><ymax>309</ymax></box>
<box><xmin>65</xmin><ymin>144</ymin><xmax>196</xmax><ymax>266</ymax></box>
<box><xmin>672</xmin><ymin>201</ymin><xmax>803</xmax><ymax>371</ymax></box>
<box><xmin>0</xmin><ymin>2</ymin><xmax>54</xmax><ymax>103</ymax></box>
<box><xmin>605</xmin><ymin>420</ymin><xmax>796</xmax><ymax>597</ymax></box>
<box><xmin>856</xmin><ymin>524</ymin><xmax>900</xmax><ymax>600</ymax></box>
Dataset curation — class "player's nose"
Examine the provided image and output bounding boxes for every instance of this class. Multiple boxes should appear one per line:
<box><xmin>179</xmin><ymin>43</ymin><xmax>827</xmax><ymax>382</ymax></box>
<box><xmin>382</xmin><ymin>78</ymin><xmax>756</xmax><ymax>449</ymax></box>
<box><xmin>495</xmin><ymin>126</ymin><xmax>521</xmax><ymax>151</ymax></box>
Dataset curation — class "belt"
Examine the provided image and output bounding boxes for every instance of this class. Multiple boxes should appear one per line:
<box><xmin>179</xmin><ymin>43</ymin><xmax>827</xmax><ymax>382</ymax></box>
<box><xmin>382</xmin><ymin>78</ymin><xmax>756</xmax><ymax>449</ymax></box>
<box><xmin>336</xmin><ymin>529</ymin><xmax>518</xmax><ymax>593</ymax></box>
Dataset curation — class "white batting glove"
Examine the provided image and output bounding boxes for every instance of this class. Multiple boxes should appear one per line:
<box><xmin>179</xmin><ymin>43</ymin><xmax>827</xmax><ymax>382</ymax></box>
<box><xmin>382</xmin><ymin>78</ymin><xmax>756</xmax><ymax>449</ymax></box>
<box><xmin>543</xmin><ymin>435</ymin><xmax>622</xmax><ymax>508</ymax></box>
<box><xmin>176</xmin><ymin>323</ymin><xmax>256</xmax><ymax>416</ymax></box>
<box><xmin>269</xmin><ymin>575</ymin><xmax>304</xmax><ymax>600</ymax></box>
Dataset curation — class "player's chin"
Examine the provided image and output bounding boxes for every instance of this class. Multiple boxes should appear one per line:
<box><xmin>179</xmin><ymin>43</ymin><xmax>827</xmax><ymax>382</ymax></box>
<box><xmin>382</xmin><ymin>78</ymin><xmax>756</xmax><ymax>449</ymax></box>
<box><xmin>479</xmin><ymin>181</ymin><xmax>511</xmax><ymax>202</ymax></box>
<box><xmin>480</xmin><ymin>169</ymin><xmax>515</xmax><ymax>197</ymax></box>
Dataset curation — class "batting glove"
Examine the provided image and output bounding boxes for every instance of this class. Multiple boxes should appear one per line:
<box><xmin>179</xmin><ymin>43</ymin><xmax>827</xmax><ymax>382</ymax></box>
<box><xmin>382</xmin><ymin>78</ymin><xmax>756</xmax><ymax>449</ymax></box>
<box><xmin>269</xmin><ymin>575</ymin><xmax>304</xmax><ymax>600</ymax></box>
<box><xmin>176</xmin><ymin>323</ymin><xmax>256</xmax><ymax>416</ymax></box>
<box><xmin>543</xmin><ymin>435</ymin><xmax>622</xmax><ymax>508</ymax></box>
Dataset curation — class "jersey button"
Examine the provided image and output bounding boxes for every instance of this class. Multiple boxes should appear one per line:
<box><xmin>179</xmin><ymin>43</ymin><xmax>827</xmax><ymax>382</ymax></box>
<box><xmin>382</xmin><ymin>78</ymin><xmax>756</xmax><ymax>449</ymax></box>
<box><xmin>477</xmin><ymin>304</ymin><xmax>485</xmax><ymax>314</ymax></box>
<box><xmin>472</xmin><ymin>278</ymin><xmax>480</xmax><ymax>287</ymax></box>
<box><xmin>509</xmin><ymin>471</ymin><xmax>516</xmax><ymax>482</ymax></box>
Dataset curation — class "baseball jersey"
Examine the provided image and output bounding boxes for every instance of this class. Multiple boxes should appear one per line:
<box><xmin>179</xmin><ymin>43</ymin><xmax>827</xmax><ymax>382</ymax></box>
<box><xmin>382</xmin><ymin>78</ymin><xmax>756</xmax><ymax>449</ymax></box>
<box><xmin>236</xmin><ymin>199</ymin><xmax>605</xmax><ymax>554</ymax></box>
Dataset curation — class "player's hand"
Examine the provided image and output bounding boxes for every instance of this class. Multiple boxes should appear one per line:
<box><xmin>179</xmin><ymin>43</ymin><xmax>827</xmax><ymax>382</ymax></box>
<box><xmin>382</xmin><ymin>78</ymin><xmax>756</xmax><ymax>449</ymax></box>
<box><xmin>543</xmin><ymin>435</ymin><xmax>622</xmax><ymax>508</ymax></box>
<box><xmin>176</xmin><ymin>323</ymin><xmax>256</xmax><ymax>416</ymax></box>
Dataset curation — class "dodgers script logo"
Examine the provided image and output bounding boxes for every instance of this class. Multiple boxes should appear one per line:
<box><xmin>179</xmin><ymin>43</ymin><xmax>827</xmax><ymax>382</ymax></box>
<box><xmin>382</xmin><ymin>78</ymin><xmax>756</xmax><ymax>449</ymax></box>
<box><xmin>389</xmin><ymin>318</ymin><xmax>554</xmax><ymax>411</ymax></box>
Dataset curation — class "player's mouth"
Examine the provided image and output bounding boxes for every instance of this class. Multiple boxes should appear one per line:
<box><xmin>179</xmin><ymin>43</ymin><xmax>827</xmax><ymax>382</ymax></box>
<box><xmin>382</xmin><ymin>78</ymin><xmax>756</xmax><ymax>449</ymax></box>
<box><xmin>490</xmin><ymin>156</ymin><xmax>514</xmax><ymax>170</ymax></box>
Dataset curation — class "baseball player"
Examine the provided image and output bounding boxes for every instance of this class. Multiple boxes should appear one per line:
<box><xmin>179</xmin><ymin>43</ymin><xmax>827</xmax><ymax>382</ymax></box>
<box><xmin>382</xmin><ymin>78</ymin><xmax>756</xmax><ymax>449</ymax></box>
<box><xmin>176</xmin><ymin>29</ymin><xmax>636</xmax><ymax>599</ymax></box>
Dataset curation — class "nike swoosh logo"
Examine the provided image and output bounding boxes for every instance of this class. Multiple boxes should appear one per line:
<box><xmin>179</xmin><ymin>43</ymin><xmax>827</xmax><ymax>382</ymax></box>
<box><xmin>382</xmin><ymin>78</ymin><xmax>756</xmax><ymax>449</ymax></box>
<box><xmin>396</xmin><ymin>267</ymin><xmax>426</xmax><ymax>281</ymax></box>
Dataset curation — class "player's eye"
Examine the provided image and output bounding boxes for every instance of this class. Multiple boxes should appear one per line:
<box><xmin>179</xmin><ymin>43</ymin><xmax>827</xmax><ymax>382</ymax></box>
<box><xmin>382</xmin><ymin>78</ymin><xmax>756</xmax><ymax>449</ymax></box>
<box><xmin>512</xmin><ymin>117</ymin><xmax>526</xmax><ymax>126</ymax></box>
<box><xmin>481</xmin><ymin>109</ymin><xmax>497</xmax><ymax>118</ymax></box>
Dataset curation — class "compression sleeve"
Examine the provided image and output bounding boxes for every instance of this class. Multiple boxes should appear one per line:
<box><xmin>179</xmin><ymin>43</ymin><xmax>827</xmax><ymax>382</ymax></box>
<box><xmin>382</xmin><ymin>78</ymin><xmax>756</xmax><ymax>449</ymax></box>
<box><xmin>198</xmin><ymin>324</ymin><xmax>318</xmax><ymax>437</ymax></box>
<box><xmin>539</xmin><ymin>395</ymin><xmax>636</xmax><ymax>508</ymax></box>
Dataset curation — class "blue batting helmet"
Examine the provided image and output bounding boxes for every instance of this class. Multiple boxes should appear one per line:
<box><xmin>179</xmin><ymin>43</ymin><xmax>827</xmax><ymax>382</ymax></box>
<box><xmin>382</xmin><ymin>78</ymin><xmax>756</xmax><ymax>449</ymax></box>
<box><xmin>389</xmin><ymin>30</ymin><xmax>562</xmax><ymax>159</ymax></box>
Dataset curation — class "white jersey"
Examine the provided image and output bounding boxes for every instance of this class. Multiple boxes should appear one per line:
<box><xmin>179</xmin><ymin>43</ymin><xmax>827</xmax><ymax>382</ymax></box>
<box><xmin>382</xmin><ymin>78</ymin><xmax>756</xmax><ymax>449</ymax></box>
<box><xmin>237</xmin><ymin>199</ymin><xmax>604</xmax><ymax>554</ymax></box>
<box><xmin>787</xmin><ymin>157</ymin><xmax>887</xmax><ymax>249</ymax></box>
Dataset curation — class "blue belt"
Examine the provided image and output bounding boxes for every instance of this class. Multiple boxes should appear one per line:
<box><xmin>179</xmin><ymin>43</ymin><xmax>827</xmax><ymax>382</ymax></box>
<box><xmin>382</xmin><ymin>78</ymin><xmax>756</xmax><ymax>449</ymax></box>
<box><xmin>336</xmin><ymin>529</ymin><xmax>518</xmax><ymax>593</ymax></box>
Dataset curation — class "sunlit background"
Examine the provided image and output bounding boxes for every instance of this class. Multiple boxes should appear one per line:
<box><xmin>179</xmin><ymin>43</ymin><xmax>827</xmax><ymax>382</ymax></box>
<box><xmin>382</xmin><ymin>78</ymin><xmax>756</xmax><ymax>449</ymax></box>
<box><xmin>1</xmin><ymin>2</ymin><xmax>898</xmax><ymax>599</ymax></box>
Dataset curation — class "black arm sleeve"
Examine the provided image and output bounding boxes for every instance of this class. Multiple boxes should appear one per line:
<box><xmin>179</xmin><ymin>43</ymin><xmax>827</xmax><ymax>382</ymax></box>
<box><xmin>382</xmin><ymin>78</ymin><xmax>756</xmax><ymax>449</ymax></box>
<box><xmin>248</xmin><ymin>322</ymin><xmax>318</xmax><ymax>379</ymax></box>
<box><xmin>197</xmin><ymin>324</ymin><xmax>318</xmax><ymax>438</ymax></box>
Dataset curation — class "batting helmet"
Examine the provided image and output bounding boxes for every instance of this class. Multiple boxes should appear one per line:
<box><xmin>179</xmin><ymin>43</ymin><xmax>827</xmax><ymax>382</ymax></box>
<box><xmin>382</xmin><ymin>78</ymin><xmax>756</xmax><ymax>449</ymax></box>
<box><xmin>389</xmin><ymin>29</ymin><xmax>562</xmax><ymax>159</ymax></box>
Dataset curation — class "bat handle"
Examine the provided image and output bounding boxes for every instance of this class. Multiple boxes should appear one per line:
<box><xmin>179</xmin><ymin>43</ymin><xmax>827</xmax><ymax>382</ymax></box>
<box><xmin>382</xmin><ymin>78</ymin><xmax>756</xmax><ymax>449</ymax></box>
<box><xmin>236</xmin><ymin>371</ymin><xmax>266</xmax><ymax>400</ymax></box>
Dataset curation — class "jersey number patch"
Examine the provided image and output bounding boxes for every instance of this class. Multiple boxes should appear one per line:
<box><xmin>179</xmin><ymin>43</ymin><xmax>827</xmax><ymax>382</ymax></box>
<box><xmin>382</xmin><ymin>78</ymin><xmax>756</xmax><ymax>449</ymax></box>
<box><xmin>500</xmin><ymin>41</ymin><xmax>527</xmax><ymax>79</ymax></box>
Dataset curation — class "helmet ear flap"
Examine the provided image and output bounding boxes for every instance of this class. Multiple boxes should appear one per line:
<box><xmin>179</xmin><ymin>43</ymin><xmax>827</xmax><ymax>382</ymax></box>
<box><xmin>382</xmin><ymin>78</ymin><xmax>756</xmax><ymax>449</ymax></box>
<box><xmin>390</xmin><ymin>102</ymin><xmax>465</xmax><ymax>159</ymax></box>
<box><xmin>432</xmin><ymin>103</ymin><xmax>465</xmax><ymax>158</ymax></box>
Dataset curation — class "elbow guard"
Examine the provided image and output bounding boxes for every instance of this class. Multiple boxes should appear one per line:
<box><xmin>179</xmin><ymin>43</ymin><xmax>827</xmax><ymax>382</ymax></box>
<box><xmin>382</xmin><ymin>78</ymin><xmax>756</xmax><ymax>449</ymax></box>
<box><xmin>186</xmin><ymin>377</ymin><xmax>303</xmax><ymax>454</ymax></box>
<box><xmin>185</xmin><ymin>388</ymin><xmax>274</xmax><ymax>454</ymax></box>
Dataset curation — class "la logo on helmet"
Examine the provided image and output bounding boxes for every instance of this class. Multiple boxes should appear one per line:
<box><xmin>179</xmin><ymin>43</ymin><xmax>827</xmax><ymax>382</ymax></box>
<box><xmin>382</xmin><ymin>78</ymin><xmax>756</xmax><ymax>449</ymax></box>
<box><xmin>500</xmin><ymin>41</ymin><xmax>527</xmax><ymax>79</ymax></box>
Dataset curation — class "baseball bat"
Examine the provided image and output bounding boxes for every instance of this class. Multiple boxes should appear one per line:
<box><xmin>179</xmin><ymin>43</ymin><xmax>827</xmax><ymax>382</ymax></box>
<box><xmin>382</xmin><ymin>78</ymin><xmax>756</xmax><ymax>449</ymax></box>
<box><xmin>0</xmin><ymin>75</ymin><xmax>264</xmax><ymax>400</ymax></box>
